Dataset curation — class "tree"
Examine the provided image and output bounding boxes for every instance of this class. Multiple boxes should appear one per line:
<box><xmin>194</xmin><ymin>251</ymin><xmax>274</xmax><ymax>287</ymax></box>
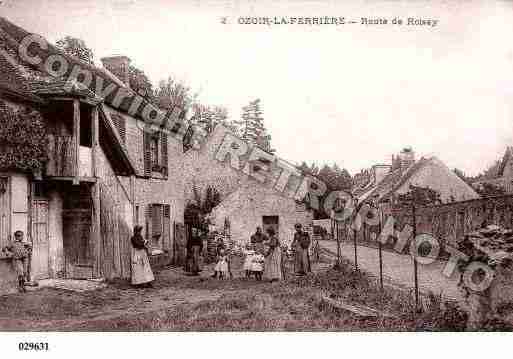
<box><xmin>128</xmin><ymin>65</ymin><xmax>155</xmax><ymax>103</ymax></box>
<box><xmin>155</xmin><ymin>77</ymin><xmax>197</xmax><ymax>115</ymax></box>
<box><xmin>0</xmin><ymin>102</ymin><xmax>47</xmax><ymax>172</ymax></box>
<box><xmin>184</xmin><ymin>185</ymin><xmax>221</xmax><ymax>230</ymax></box>
<box><xmin>56</xmin><ymin>36</ymin><xmax>94</xmax><ymax>65</ymax></box>
<box><xmin>474</xmin><ymin>182</ymin><xmax>506</xmax><ymax>198</ymax></box>
<box><xmin>235</xmin><ymin>99</ymin><xmax>274</xmax><ymax>153</ymax></box>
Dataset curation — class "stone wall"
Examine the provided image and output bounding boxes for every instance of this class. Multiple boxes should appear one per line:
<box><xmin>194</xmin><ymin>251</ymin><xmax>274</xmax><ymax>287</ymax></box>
<box><xmin>107</xmin><ymin>106</ymin><xmax>185</xmax><ymax>258</ymax></box>
<box><xmin>210</xmin><ymin>183</ymin><xmax>313</xmax><ymax>247</ymax></box>
<box><xmin>354</xmin><ymin>195</ymin><xmax>513</xmax><ymax>254</ymax></box>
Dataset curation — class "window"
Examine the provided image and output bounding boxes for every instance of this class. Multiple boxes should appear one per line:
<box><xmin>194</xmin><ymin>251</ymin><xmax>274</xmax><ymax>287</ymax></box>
<box><xmin>150</xmin><ymin>137</ymin><xmax>159</xmax><ymax>168</ymax></box>
<box><xmin>146</xmin><ymin>203</ymin><xmax>171</xmax><ymax>251</ymax></box>
<box><xmin>144</xmin><ymin>131</ymin><xmax>168</xmax><ymax>178</ymax></box>
<box><xmin>135</xmin><ymin>205</ymin><xmax>139</xmax><ymax>225</ymax></box>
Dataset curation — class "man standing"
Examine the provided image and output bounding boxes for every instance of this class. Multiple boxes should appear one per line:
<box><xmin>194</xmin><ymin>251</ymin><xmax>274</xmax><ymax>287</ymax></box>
<box><xmin>250</xmin><ymin>226</ymin><xmax>267</xmax><ymax>254</ymax></box>
<box><xmin>292</xmin><ymin>223</ymin><xmax>311</xmax><ymax>276</ymax></box>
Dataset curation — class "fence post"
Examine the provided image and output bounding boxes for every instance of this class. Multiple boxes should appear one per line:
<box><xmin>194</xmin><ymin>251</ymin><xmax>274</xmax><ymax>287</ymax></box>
<box><xmin>412</xmin><ymin>205</ymin><xmax>420</xmax><ymax>313</ymax></box>
<box><xmin>353</xmin><ymin>227</ymin><xmax>358</xmax><ymax>271</ymax></box>
<box><xmin>378</xmin><ymin>209</ymin><xmax>384</xmax><ymax>291</ymax></box>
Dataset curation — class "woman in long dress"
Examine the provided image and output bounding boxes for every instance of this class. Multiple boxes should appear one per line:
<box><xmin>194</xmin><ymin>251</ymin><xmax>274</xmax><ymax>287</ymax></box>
<box><xmin>263</xmin><ymin>228</ymin><xmax>282</xmax><ymax>282</ymax></box>
<box><xmin>131</xmin><ymin>225</ymin><xmax>155</xmax><ymax>288</ymax></box>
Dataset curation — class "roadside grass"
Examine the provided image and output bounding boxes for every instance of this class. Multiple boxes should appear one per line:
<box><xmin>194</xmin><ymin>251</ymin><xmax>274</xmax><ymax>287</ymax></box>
<box><xmin>71</xmin><ymin>258</ymin><xmax>468</xmax><ymax>331</ymax></box>
<box><xmin>0</xmin><ymin>255</ymin><xmax>468</xmax><ymax>331</ymax></box>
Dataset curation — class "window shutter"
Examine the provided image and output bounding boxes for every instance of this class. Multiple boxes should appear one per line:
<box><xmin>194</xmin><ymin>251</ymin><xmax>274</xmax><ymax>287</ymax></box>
<box><xmin>112</xmin><ymin>114</ymin><xmax>126</xmax><ymax>144</ymax></box>
<box><xmin>163</xmin><ymin>204</ymin><xmax>171</xmax><ymax>250</ymax></box>
<box><xmin>145</xmin><ymin>204</ymin><xmax>152</xmax><ymax>241</ymax></box>
<box><xmin>161</xmin><ymin>132</ymin><xmax>168</xmax><ymax>176</ymax></box>
<box><xmin>143</xmin><ymin>129</ymin><xmax>151</xmax><ymax>177</ymax></box>
<box><xmin>152</xmin><ymin>204</ymin><xmax>163</xmax><ymax>237</ymax></box>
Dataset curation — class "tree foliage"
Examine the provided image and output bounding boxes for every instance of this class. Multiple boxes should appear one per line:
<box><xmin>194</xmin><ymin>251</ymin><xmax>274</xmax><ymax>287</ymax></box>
<box><xmin>474</xmin><ymin>182</ymin><xmax>506</xmax><ymax>198</ymax></box>
<box><xmin>155</xmin><ymin>77</ymin><xmax>197</xmax><ymax>114</ymax></box>
<box><xmin>184</xmin><ymin>185</ymin><xmax>221</xmax><ymax>230</ymax></box>
<box><xmin>0</xmin><ymin>102</ymin><xmax>48</xmax><ymax>172</ymax></box>
<box><xmin>234</xmin><ymin>99</ymin><xmax>274</xmax><ymax>153</ymax></box>
<box><xmin>396</xmin><ymin>184</ymin><xmax>442</xmax><ymax>207</ymax></box>
<box><xmin>55</xmin><ymin>36</ymin><xmax>94</xmax><ymax>65</ymax></box>
<box><xmin>128</xmin><ymin>65</ymin><xmax>156</xmax><ymax>103</ymax></box>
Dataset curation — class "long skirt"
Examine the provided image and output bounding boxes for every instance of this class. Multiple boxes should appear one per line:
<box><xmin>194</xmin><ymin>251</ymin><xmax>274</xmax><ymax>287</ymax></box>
<box><xmin>294</xmin><ymin>247</ymin><xmax>311</xmax><ymax>274</ymax></box>
<box><xmin>131</xmin><ymin>248</ymin><xmax>155</xmax><ymax>285</ymax></box>
<box><xmin>190</xmin><ymin>245</ymin><xmax>201</xmax><ymax>274</ymax></box>
<box><xmin>264</xmin><ymin>248</ymin><xmax>282</xmax><ymax>280</ymax></box>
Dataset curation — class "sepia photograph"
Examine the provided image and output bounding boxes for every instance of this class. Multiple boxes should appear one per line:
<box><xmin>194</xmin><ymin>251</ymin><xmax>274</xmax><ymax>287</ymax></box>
<box><xmin>1</xmin><ymin>0</ymin><xmax>513</xmax><ymax>354</ymax></box>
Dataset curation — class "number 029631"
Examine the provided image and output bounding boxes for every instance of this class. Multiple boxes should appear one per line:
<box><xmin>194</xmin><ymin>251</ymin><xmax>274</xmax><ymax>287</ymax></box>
<box><xmin>18</xmin><ymin>342</ymin><xmax>49</xmax><ymax>351</ymax></box>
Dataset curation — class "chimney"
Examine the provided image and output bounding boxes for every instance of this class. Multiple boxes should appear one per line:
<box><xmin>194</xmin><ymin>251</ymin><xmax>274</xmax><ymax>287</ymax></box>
<box><xmin>101</xmin><ymin>56</ymin><xmax>131</xmax><ymax>87</ymax></box>
<box><xmin>372</xmin><ymin>164</ymin><xmax>391</xmax><ymax>184</ymax></box>
<box><xmin>398</xmin><ymin>147</ymin><xmax>415</xmax><ymax>170</ymax></box>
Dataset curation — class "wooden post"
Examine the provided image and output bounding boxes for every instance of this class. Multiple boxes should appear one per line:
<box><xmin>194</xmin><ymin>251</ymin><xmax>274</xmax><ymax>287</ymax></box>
<box><xmin>91</xmin><ymin>106</ymin><xmax>99</xmax><ymax>177</ymax></box>
<box><xmin>91</xmin><ymin>106</ymin><xmax>101</xmax><ymax>277</ymax></box>
<box><xmin>73</xmin><ymin>100</ymin><xmax>80</xmax><ymax>185</ymax></box>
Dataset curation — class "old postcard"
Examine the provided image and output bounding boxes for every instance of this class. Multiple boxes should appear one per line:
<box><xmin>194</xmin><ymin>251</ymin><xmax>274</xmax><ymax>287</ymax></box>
<box><xmin>0</xmin><ymin>0</ymin><xmax>512</xmax><ymax>356</ymax></box>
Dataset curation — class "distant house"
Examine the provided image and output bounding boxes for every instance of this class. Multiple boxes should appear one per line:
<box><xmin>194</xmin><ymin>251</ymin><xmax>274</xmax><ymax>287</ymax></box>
<box><xmin>472</xmin><ymin>147</ymin><xmax>513</xmax><ymax>194</ymax></box>
<box><xmin>353</xmin><ymin>148</ymin><xmax>480</xmax><ymax>206</ymax></box>
<box><xmin>182</xmin><ymin>125</ymin><xmax>313</xmax><ymax>247</ymax></box>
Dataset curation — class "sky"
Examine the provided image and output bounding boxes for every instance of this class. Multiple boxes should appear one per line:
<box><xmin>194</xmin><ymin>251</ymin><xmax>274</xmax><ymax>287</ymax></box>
<box><xmin>1</xmin><ymin>0</ymin><xmax>513</xmax><ymax>176</ymax></box>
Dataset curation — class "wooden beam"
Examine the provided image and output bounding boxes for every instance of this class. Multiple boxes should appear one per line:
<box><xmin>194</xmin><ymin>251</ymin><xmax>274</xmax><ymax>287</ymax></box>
<box><xmin>130</xmin><ymin>175</ymin><xmax>136</xmax><ymax>220</ymax></box>
<box><xmin>92</xmin><ymin>106</ymin><xmax>99</xmax><ymax>178</ymax></box>
<box><xmin>73</xmin><ymin>99</ymin><xmax>80</xmax><ymax>185</ymax></box>
<box><xmin>92</xmin><ymin>183</ymin><xmax>102</xmax><ymax>278</ymax></box>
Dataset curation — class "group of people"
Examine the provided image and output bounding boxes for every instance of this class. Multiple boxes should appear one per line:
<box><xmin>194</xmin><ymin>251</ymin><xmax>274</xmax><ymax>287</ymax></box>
<box><xmin>129</xmin><ymin>222</ymin><xmax>313</xmax><ymax>288</ymax></box>
<box><xmin>211</xmin><ymin>223</ymin><xmax>312</xmax><ymax>282</ymax></box>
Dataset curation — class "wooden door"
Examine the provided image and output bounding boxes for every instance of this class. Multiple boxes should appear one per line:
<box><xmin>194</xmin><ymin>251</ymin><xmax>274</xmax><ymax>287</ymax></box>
<box><xmin>262</xmin><ymin>216</ymin><xmax>279</xmax><ymax>237</ymax></box>
<box><xmin>63</xmin><ymin>209</ymin><xmax>93</xmax><ymax>279</ymax></box>
<box><xmin>31</xmin><ymin>199</ymin><xmax>50</xmax><ymax>280</ymax></box>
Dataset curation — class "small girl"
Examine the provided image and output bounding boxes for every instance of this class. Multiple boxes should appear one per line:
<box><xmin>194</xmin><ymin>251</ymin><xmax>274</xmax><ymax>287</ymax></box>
<box><xmin>242</xmin><ymin>243</ymin><xmax>255</xmax><ymax>279</ymax></box>
<box><xmin>213</xmin><ymin>249</ymin><xmax>230</xmax><ymax>279</ymax></box>
<box><xmin>251</xmin><ymin>250</ymin><xmax>265</xmax><ymax>281</ymax></box>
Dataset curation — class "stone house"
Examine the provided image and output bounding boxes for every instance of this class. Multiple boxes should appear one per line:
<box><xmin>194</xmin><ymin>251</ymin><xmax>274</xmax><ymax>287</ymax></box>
<box><xmin>353</xmin><ymin>148</ymin><xmax>480</xmax><ymax>206</ymax></box>
<box><xmin>0</xmin><ymin>17</ymin><xmax>185</xmax><ymax>293</ymax></box>
<box><xmin>182</xmin><ymin>125</ymin><xmax>313</xmax><ymax>247</ymax></box>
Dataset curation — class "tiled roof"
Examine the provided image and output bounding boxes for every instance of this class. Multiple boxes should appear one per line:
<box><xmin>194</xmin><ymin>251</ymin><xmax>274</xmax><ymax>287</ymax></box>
<box><xmin>28</xmin><ymin>78</ymin><xmax>102</xmax><ymax>102</ymax></box>
<box><xmin>0</xmin><ymin>34</ymin><xmax>43</xmax><ymax>103</ymax></box>
<box><xmin>0</xmin><ymin>17</ymin><xmax>155</xmax><ymax>122</ymax></box>
<box><xmin>353</xmin><ymin>158</ymin><xmax>431</xmax><ymax>203</ymax></box>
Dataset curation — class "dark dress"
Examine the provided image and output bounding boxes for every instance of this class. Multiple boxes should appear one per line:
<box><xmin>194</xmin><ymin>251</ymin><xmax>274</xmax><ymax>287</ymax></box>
<box><xmin>131</xmin><ymin>234</ymin><xmax>154</xmax><ymax>285</ymax></box>
<box><xmin>293</xmin><ymin>231</ymin><xmax>311</xmax><ymax>274</ymax></box>
<box><xmin>250</xmin><ymin>232</ymin><xmax>268</xmax><ymax>253</ymax></box>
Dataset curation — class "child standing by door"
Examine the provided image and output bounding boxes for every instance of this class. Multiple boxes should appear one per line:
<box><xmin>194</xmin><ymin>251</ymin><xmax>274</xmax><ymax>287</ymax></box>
<box><xmin>4</xmin><ymin>231</ymin><xmax>32</xmax><ymax>292</ymax></box>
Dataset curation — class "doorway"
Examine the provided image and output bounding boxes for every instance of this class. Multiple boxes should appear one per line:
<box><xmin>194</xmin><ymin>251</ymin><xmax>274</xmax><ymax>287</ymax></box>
<box><xmin>62</xmin><ymin>184</ymin><xmax>93</xmax><ymax>279</ymax></box>
<box><xmin>262</xmin><ymin>216</ymin><xmax>279</xmax><ymax>237</ymax></box>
